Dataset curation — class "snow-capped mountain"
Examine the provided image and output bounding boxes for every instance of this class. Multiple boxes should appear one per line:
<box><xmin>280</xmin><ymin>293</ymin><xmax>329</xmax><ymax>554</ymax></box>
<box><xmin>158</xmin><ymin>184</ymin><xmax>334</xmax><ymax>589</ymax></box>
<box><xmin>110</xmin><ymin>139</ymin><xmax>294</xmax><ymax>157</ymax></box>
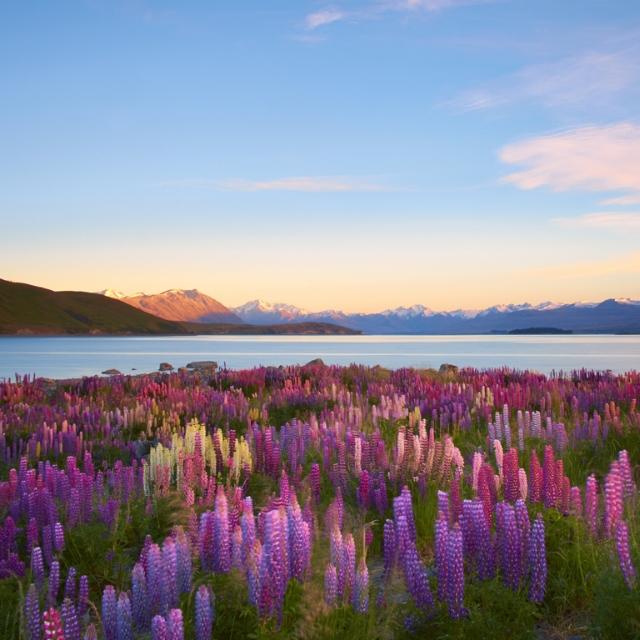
<box><xmin>99</xmin><ymin>289</ymin><xmax>242</xmax><ymax>324</ymax></box>
<box><xmin>232</xmin><ymin>298</ymin><xmax>640</xmax><ymax>334</ymax></box>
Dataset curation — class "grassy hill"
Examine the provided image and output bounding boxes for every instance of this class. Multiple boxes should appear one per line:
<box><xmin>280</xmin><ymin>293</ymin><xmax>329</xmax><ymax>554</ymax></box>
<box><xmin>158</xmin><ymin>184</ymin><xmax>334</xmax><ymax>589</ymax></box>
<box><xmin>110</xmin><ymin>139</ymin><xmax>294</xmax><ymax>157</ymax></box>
<box><xmin>0</xmin><ymin>278</ymin><xmax>186</xmax><ymax>335</ymax></box>
<box><xmin>0</xmin><ymin>279</ymin><xmax>360</xmax><ymax>335</ymax></box>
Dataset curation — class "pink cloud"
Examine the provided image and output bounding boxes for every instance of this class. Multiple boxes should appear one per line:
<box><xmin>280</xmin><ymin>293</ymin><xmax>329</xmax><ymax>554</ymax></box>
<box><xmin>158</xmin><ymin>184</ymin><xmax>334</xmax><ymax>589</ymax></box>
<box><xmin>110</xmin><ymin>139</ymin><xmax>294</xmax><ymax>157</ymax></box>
<box><xmin>499</xmin><ymin>123</ymin><xmax>640</xmax><ymax>196</ymax></box>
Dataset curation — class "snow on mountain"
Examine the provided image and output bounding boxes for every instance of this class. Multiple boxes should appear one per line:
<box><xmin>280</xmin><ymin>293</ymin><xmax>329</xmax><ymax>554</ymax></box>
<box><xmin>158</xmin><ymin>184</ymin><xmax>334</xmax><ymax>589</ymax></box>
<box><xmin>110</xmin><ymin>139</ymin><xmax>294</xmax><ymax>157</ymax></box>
<box><xmin>98</xmin><ymin>289</ymin><xmax>129</xmax><ymax>299</ymax></box>
<box><xmin>380</xmin><ymin>304</ymin><xmax>435</xmax><ymax>318</ymax></box>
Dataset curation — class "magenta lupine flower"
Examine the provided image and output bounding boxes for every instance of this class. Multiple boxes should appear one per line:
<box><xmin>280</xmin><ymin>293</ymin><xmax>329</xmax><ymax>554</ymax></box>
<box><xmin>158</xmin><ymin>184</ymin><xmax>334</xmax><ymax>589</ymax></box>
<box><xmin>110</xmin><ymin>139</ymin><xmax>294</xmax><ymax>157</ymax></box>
<box><xmin>435</xmin><ymin>511</ymin><xmax>449</xmax><ymax>601</ymax></box>
<box><xmin>31</xmin><ymin>546</ymin><xmax>45</xmax><ymax>585</ymax></box>
<box><xmin>166</xmin><ymin>608</ymin><xmax>184</xmax><ymax>640</ymax></box>
<box><xmin>48</xmin><ymin>560</ymin><xmax>60</xmax><ymax>606</ymax></box>
<box><xmin>353</xmin><ymin>557</ymin><xmax>369</xmax><ymax>613</ymax></box>
<box><xmin>570</xmin><ymin>486</ymin><xmax>583</xmax><ymax>517</ymax></box>
<box><xmin>383</xmin><ymin>519</ymin><xmax>396</xmax><ymax>577</ymax></box>
<box><xmin>102</xmin><ymin>585</ymin><xmax>118</xmax><ymax>640</ymax></box>
<box><xmin>585</xmin><ymin>474</ymin><xmax>599</xmax><ymax>537</ymax></box>
<box><xmin>61</xmin><ymin>597</ymin><xmax>80</xmax><ymax>640</ymax></box>
<box><xmin>358</xmin><ymin>470</ymin><xmax>370</xmax><ymax>508</ymax></box>
<box><xmin>213</xmin><ymin>490</ymin><xmax>231</xmax><ymax>573</ymax></box>
<box><xmin>151</xmin><ymin>615</ymin><xmax>168</xmax><ymax>640</ymax></box>
<box><xmin>528</xmin><ymin>451</ymin><xmax>543</xmax><ymax>504</ymax></box>
<box><xmin>605</xmin><ymin>463</ymin><xmax>623</xmax><ymax>538</ymax></box>
<box><xmin>503</xmin><ymin>449</ymin><xmax>520</xmax><ymax>503</ymax></box>
<box><xmin>445</xmin><ymin>525</ymin><xmax>466</xmax><ymax>619</ymax></box>
<box><xmin>78</xmin><ymin>575</ymin><xmax>89</xmax><ymax>620</ymax></box>
<box><xmin>324</xmin><ymin>563</ymin><xmax>338</xmax><ymax>606</ymax></box>
<box><xmin>615</xmin><ymin>520</ymin><xmax>636</xmax><ymax>589</ymax></box>
<box><xmin>450</xmin><ymin>474</ymin><xmax>463</xmax><ymax>523</ymax></box>
<box><xmin>25</xmin><ymin>583</ymin><xmax>41</xmax><ymax>640</ymax></box>
<box><xmin>131</xmin><ymin>563</ymin><xmax>148</xmax><ymax>631</ymax></box>
<box><xmin>528</xmin><ymin>514</ymin><xmax>546</xmax><ymax>603</ymax></box>
<box><xmin>83</xmin><ymin>624</ymin><xmax>97</xmax><ymax>640</ymax></box>
<box><xmin>195</xmin><ymin>585</ymin><xmax>214</xmax><ymax>640</ymax></box>
<box><xmin>43</xmin><ymin>608</ymin><xmax>64</xmax><ymax>640</ymax></box>
<box><xmin>116</xmin><ymin>592</ymin><xmax>133</xmax><ymax>640</ymax></box>
<box><xmin>542</xmin><ymin>446</ymin><xmax>556</xmax><ymax>508</ymax></box>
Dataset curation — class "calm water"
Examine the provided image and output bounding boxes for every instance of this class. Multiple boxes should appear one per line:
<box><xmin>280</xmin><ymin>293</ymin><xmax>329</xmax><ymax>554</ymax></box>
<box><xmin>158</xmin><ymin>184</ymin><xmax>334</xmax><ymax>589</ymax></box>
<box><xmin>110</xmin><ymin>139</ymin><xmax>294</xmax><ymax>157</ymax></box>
<box><xmin>1</xmin><ymin>335</ymin><xmax>639</xmax><ymax>379</ymax></box>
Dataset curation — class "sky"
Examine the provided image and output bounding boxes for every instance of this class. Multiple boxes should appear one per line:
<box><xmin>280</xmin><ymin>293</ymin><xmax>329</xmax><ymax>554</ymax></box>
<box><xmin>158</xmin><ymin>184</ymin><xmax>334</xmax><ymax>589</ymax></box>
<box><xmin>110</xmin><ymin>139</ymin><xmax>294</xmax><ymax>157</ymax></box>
<box><xmin>1</xmin><ymin>0</ymin><xmax>640</xmax><ymax>313</ymax></box>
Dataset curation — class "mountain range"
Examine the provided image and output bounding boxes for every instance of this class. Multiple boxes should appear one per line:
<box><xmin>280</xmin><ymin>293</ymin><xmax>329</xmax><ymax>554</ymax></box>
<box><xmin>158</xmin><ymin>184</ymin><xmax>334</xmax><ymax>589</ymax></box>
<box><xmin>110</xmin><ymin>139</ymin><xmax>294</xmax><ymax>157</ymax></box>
<box><xmin>102</xmin><ymin>289</ymin><xmax>640</xmax><ymax>334</ymax></box>
<box><xmin>0</xmin><ymin>279</ymin><xmax>359</xmax><ymax>335</ymax></box>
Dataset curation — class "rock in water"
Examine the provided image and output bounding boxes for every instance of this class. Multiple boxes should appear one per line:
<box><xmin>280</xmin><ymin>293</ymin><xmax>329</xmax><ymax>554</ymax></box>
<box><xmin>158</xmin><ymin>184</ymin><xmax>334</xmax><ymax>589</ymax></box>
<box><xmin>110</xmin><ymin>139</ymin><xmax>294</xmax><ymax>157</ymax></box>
<box><xmin>101</xmin><ymin>369</ymin><xmax>122</xmax><ymax>376</ymax></box>
<box><xmin>439</xmin><ymin>363</ymin><xmax>459</xmax><ymax>375</ymax></box>
<box><xmin>186</xmin><ymin>360</ymin><xmax>218</xmax><ymax>370</ymax></box>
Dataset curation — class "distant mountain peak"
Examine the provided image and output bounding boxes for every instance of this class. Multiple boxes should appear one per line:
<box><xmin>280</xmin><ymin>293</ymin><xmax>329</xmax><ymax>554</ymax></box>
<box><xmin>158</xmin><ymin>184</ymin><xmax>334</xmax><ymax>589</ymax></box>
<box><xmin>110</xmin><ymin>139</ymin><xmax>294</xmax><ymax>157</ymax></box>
<box><xmin>98</xmin><ymin>289</ymin><xmax>128</xmax><ymax>299</ymax></box>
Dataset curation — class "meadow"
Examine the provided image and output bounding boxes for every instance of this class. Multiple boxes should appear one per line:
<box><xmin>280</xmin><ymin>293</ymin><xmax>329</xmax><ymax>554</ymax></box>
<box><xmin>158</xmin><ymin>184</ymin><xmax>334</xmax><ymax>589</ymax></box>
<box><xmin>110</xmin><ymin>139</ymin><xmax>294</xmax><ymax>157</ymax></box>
<box><xmin>0</xmin><ymin>363</ymin><xmax>638</xmax><ymax>640</ymax></box>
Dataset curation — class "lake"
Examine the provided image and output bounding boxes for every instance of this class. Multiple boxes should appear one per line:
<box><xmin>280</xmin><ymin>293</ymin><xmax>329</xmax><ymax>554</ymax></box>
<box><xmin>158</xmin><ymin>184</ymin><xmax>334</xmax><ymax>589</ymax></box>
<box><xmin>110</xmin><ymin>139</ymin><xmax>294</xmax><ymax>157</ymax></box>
<box><xmin>1</xmin><ymin>334</ymin><xmax>639</xmax><ymax>379</ymax></box>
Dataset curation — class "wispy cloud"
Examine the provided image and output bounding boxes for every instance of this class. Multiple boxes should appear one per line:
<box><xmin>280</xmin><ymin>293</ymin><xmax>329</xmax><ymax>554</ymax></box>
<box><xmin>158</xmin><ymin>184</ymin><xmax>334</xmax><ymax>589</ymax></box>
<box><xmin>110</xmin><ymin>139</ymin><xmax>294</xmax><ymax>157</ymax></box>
<box><xmin>162</xmin><ymin>176</ymin><xmax>390</xmax><ymax>193</ymax></box>
<box><xmin>524</xmin><ymin>252</ymin><xmax>640</xmax><ymax>279</ymax></box>
<box><xmin>305</xmin><ymin>9</ymin><xmax>346</xmax><ymax>30</ymax></box>
<box><xmin>552</xmin><ymin>212</ymin><xmax>640</xmax><ymax>230</ymax></box>
<box><xmin>303</xmin><ymin>0</ymin><xmax>496</xmax><ymax>30</ymax></box>
<box><xmin>499</xmin><ymin>123</ymin><xmax>640</xmax><ymax>200</ymax></box>
<box><xmin>449</xmin><ymin>49</ymin><xmax>640</xmax><ymax>112</ymax></box>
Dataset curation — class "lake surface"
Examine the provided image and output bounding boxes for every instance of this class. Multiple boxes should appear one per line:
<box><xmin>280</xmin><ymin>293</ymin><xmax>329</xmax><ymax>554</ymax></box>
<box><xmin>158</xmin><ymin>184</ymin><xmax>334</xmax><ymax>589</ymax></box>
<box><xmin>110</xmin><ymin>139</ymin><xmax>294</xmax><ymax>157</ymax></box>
<box><xmin>1</xmin><ymin>335</ymin><xmax>639</xmax><ymax>379</ymax></box>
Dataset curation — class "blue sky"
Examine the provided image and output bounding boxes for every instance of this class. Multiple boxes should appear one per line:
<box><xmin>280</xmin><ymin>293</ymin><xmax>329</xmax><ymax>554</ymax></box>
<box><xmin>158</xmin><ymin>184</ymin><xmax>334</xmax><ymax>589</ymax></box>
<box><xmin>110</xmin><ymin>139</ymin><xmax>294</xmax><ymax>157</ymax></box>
<box><xmin>1</xmin><ymin>0</ymin><xmax>640</xmax><ymax>311</ymax></box>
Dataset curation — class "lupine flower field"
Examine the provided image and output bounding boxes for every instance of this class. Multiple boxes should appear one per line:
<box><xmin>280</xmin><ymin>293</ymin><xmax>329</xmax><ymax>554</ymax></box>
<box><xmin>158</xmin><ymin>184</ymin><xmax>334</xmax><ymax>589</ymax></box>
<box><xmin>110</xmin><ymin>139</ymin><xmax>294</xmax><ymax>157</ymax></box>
<box><xmin>0</xmin><ymin>364</ymin><xmax>639</xmax><ymax>639</ymax></box>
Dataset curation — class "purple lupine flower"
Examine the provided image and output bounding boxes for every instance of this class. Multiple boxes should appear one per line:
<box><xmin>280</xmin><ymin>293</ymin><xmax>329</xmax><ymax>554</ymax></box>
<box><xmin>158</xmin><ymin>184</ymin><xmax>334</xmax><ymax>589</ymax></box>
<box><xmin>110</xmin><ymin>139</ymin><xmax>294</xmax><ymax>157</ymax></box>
<box><xmin>258</xmin><ymin>509</ymin><xmax>286</xmax><ymax>619</ymax></box>
<box><xmin>497</xmin><ymin>502</ymin><xmax>521</xmax><ymax>590</ymax></box>
<box><xmin>324</xmin><ymin>563</ymin><xmax>338</xmax><ymax>606</ymax></box>
<box><xmin>403</xmin><ymin>544</ymin><xmax>434</xmax><ymax>610</ymax></box>
<box><xmin>31</xmin><ymin>546</ymin><xmax>45</xmax><ymax>585</ymax></box>
<box><xmin>435</xmin><ymin>512</ymin><xmax>448</xmax><ymax>601</ymax></box>
<box><xmin>195</xmin><ymin>585</ymin><xmax>214</xmax><ymax>640</ymax></box>
<box><xmin>353</xmin><ymin>557</ymin><xmax>369</xmax><ymax>613</ymax></box>
<box><xmin>436</xmin><ymin>491</ymin><xmax>450</xmax><ymax>527</ymax></box>
<box><xmin>528</xmin><ymin>514</ymin><xmax>546</xmax><ymax>603</ymax></box>
<box><xmin>53</xmin><ymin>523</ymin><xmax>64</xmax><ymax>553</ymax></box>
<box><xmin>213</xmin><ymin>491</ymin><xmax>231</xmax><ymax>573</ymax></box>
<box><xmin>161</xmin><ymin>537</ymin><xmax>178</xmax><ymax>611</ymax></box>
<box><xmin>310</xmin><ymin>463</ymin><xmax>321</xmax><ymax>503</ymax></box>
<box><xmin>101</xmin><ymin>585</ymin><xmax>118</xmax><ymax>640</ymax></box>
<box><xmin>116</xmin><ymin>592</ymin><xmax>133</xmax><ymax>640</ymax></box>
<box><xmin>585</xmin><ymin>474</ymin><xmax>598</xmax><ymax>537</ymax></box>
<box><xmin>64</xmin><ymin>567</ymin><xmax>77</xmax><ymax>602</ymax></box>
<box><xmin>48</xmin><ymin>560</ymin><xmax>60</xmax><ymax>606</ymax></box>
<box><xmin>25</xmin><ymin>583</ymin><xmax>41</xmax><ymax>640</ymax></box>
<box><xmin>131</xmin><ymin>563</ymin><xmax>148</xmax><ymax>631</ymax></box>
<box><xmin>383</xmin><ymin>519</ymin><xmax>396</xmax><ymax>577</ymax></box>
<box><xmin>61</xmin><ymin>597</ymin><xmax>80</xmax><ymax>640</ymax></box>
<box><xmin>173</xmin><ymin>528</ymin><xmax>192</xmax><ymax>595</ymax></box>
<box><xmin>515</xmin><ymin>499</ymin><xmax>530</xmax><ymax>582</ymax></box>
<box><xmin>241</xmin><ymin>499</ymin><xmax>256</xmax><ymax>565</ymax></box>
<box><xmin>151</xmin><ymin>615</ymin><xmax>168</xmax><ymax>640</ymax></box>
<box><xmin>27</xmin><ymin>518</ymin><xmax>39</xmax><ymax>554</ymax></box>
<box><xmin>166</xmin><ymin>608</ymin><xmax>184</xmax><ymax>640</ymax></box>
<box><xmin>445</xmin><ymin>525</ymin><xmax>466</xmax><ymax>619</ymax></box>
<box><xmin>342</xmin><ymin>533</ymin><xmax>356</xmax><ymax>603</ymax></box>
<box><xmin>615</xmin><ymin>520</ymin><xmax>636</xmax><ymax>589</ymax></box>
<box><xmin>146</xmin><ymin>544</ymin><xmax>163</xmax><ymax>618</ymax></box>
<box><xmin>78</xmin><ymin>575</ymin><xmax>89</xmax><ymax>620</ymax></box>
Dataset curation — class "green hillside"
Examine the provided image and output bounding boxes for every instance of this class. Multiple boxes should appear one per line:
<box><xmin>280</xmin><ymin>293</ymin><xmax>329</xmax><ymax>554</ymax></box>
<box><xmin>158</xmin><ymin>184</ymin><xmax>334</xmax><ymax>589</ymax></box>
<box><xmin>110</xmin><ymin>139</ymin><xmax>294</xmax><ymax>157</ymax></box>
<box><xmin>0</xmin><ymin>279</ymin><xmax>186</xmax><ymax>335</ymax></box>
<box><xmin>0</xmin><ymin>279</ymin><xmax>360</xmax><ymax>335</ymax></box>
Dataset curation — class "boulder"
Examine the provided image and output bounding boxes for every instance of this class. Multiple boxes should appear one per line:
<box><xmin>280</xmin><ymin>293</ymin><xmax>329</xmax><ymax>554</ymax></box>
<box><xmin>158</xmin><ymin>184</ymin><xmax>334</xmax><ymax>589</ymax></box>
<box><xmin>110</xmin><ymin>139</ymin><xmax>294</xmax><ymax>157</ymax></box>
<box><xmin>186</xmin><ymin>360</ymin><xmax>218</xmax><ymax>371</ymax></box>
<box><xmin>305</xmin><ymin>358</ymin><xmax>325</xmax><ymax>367</ymax></box>
<box><xmin>159</xmin><ymin>362</ymin><xmax>174</xmax><ymax>372</ymax></box>
<box><xmin>101</xmin><ymin>368</ymin><xmax>122</xmax><ymax>376</ymax></box>
<box><xmin>439</xmin><ymin>363</ymin><xmax>459</xmax><ymax>375</ymax></box>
